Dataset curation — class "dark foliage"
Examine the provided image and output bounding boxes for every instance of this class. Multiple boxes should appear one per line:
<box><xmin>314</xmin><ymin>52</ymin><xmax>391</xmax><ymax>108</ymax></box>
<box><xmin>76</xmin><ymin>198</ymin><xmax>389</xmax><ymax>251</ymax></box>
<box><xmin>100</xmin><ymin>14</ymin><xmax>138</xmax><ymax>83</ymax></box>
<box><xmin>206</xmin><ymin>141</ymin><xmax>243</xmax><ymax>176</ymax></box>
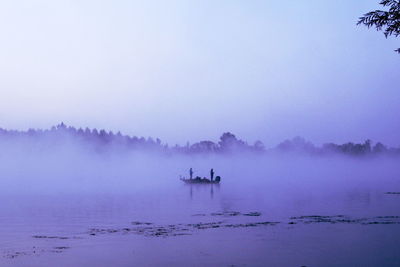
<box><xmin>0</xmin><ymin>124</ymin><xmax>263</xmax><ymax>155</ymax></box>
<box><xmin>0</xmin><ymin>123</ymin><xmax>399</xmax><ymax>157</ymax></box>
<box><xmin>358</xmin><ymin>0</ymin><xmax>400</xmax><ymax>53</ymax></box>
<box><xmin>277</xmin><ymin>137</ymin><xmax>399</xmax><ymax>157</ymax></box>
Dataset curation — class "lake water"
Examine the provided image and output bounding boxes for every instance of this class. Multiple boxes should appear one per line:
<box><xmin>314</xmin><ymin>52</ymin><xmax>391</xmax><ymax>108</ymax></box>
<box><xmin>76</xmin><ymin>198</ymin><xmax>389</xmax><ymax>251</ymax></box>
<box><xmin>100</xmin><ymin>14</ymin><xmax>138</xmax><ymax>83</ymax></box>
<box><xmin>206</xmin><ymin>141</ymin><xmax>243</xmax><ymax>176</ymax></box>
<box><xmin>1</xmin><ymin>155</ymin><xmax>400</xmax><ymax>266</ymax></box>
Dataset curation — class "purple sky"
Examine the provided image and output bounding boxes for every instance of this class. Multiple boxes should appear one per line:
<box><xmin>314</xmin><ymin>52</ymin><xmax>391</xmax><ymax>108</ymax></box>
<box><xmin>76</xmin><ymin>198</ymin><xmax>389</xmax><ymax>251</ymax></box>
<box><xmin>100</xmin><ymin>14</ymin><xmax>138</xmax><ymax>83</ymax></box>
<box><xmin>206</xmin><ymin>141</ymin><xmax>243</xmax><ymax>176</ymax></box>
<box><xmin>0</xmin><ymin>0</ymin><xmax>399</xmax><ymax>147</ymax></box>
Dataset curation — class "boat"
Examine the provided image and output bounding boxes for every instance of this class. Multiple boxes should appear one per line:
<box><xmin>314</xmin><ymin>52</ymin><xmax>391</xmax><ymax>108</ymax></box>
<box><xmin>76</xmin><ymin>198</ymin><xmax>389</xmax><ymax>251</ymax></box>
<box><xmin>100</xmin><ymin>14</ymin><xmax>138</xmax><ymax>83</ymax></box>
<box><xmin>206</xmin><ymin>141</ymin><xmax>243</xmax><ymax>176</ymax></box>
<box><xmin>180</xmin><ymin>176</ymin><xmax>221</xmax><ymax>184</ymax></box>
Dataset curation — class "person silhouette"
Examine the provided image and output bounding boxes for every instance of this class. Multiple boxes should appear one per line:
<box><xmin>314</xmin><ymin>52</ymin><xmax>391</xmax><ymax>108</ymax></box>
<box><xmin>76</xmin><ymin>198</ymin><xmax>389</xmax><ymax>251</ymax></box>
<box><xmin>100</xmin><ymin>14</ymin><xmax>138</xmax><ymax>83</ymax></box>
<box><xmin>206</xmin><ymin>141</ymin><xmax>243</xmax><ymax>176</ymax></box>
<box><xmin>189</xmin><ymin>168</ymin><xmax>193</xmax><ymax>179</ymax></box>
<box><xmin>210</xmin><ymin>168</ymin><xmax>214</xmax><ymax>181</ymax></box>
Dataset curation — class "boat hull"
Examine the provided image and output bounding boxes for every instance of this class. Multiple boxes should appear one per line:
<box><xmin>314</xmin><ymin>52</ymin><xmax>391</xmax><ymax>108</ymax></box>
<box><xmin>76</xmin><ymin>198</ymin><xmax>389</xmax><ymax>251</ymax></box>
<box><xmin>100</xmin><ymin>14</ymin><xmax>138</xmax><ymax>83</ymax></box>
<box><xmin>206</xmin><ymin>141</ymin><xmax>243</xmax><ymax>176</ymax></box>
<box><xmin>181</xmin><ymin>178</ymin><xmax>220</xmax><ymax>184</ymax></box>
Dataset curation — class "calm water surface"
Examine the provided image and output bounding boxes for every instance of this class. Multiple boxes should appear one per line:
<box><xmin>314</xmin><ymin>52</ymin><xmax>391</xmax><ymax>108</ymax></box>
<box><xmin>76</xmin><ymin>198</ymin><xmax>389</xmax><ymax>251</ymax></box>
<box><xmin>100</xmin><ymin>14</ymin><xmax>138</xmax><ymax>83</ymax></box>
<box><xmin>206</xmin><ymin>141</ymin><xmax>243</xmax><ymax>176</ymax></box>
<box><xmin>1</xmin><ymin>157</ymin><xmax>400</xmax><ymax>266</ymax></box>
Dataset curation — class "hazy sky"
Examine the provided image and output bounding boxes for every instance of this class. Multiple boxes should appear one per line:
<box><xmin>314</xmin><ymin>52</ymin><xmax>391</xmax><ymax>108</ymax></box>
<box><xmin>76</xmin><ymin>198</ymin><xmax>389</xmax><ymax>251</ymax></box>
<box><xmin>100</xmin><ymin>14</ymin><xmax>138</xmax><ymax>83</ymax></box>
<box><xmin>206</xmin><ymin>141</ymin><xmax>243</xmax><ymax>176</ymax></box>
<box><xmin>0</xmin><ymin>0</ymin><xmax>399</xmax><ymax>147</ymax></box>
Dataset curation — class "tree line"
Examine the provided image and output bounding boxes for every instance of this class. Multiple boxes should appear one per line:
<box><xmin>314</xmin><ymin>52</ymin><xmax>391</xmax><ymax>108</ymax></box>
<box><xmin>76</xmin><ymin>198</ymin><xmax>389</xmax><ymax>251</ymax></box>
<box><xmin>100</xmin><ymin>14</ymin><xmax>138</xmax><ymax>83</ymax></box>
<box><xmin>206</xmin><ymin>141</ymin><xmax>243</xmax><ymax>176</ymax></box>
<box><xmin>0</xmin><ymin>123</ymin><xmax>399</xmax><ymax>156</ymax></box>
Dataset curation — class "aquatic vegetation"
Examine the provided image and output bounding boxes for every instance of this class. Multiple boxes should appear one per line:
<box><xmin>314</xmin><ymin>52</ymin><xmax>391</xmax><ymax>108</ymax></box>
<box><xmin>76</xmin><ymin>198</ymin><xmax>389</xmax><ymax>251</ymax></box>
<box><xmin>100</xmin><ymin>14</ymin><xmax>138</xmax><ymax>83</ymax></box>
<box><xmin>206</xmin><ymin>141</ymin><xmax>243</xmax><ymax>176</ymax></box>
<box><xmin>289</xmin><ymin>215</ymin><xmax>400</xmax><ymax>225</ymax></box>
<box><xmin>243</xmin><ymin>212</ymin><xmax>262</xmax><ymax>217</ymax></box>
<box><xmin>4</xmin><ymin>212</ymin><xmax>400</xmax><ymax>261</ymax></box>
<box><xmin>131</xmin><ymin>221</ymin><xmax>152</xmax><ymax>225</ymax></box>
<box><xmin>32</xmin><ymin>235</ymin><xmax>70</xmax><ymax>240</ymax></box>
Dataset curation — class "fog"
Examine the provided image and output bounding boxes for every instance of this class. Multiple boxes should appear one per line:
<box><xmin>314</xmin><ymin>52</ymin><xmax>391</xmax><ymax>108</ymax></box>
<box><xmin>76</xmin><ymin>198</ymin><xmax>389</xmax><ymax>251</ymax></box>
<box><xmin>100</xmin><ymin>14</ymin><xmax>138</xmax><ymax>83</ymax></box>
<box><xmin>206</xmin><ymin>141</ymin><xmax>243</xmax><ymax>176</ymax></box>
<box><xmin>1</xmin><ymin>0</ymin><xmax>400</xmax><ymax>265</ymax></box>
<box><xmin>1</xmin><ymin>0</ymin><xmax>400</xmax><ymax>146</ymax></box>
<box><xmin>1</xmin><ymin>138</ymin><xmax>399</xmax><ymax>197</ymax></box>
<box><xmin>1</xmin><ymin>134</ymin><xmax>400</xmax><ymax>266</ymax></box>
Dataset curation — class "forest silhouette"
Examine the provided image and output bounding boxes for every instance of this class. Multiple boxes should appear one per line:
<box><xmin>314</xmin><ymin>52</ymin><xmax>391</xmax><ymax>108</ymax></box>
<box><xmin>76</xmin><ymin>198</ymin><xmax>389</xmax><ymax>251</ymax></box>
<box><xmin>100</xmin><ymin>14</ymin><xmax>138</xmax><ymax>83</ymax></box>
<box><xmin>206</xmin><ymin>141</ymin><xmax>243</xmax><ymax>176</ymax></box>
<box><xmin>0</xmin><ymin>123</ymin><xmax>398</xmax><ymax>157</ymax></box>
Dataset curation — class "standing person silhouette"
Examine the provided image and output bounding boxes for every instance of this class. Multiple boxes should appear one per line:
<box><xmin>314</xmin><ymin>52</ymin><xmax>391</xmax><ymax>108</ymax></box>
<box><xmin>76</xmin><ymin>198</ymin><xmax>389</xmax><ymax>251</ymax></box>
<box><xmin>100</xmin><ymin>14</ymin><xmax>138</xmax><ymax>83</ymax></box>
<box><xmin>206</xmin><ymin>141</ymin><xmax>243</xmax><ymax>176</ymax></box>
<box><xmin>189</xmin><ymin>168</ymin><xmax>193</xmax><ymax>179</ymax></box>
<box><xmin>210</xmin><ymin>168</ymin><xmax>214</xmax><ymax>181</ymax></box>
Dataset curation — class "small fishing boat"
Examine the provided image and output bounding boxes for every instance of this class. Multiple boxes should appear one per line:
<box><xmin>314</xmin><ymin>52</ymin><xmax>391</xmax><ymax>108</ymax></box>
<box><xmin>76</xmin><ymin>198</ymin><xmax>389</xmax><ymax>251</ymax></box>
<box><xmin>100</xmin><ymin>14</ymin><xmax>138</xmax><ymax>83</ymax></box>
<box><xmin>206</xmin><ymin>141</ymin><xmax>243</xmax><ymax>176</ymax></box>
<box><xmin>180</xmin><ymin>176</ymin><xmax>221</xmax><ymax>184</ymax></box>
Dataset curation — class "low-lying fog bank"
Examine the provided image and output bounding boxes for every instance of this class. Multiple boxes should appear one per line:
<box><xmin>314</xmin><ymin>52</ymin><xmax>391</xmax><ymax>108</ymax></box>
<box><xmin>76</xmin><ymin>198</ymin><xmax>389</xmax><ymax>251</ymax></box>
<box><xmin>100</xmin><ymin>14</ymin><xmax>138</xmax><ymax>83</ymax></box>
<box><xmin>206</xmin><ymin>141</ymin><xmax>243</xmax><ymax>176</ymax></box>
<box><xmin>1</xmin><ymin>123</ymin><xmax>399</xmax><ymax>158</ymax></box>
<box><xmin>1</xmin><ymin>139</ymin><xmax>399</xmax><ymax>196</ymax></box>
<box><xmin>1</xmin><ymin>127</ymin><xmax>400</xmax><ymax>267</ymax></box>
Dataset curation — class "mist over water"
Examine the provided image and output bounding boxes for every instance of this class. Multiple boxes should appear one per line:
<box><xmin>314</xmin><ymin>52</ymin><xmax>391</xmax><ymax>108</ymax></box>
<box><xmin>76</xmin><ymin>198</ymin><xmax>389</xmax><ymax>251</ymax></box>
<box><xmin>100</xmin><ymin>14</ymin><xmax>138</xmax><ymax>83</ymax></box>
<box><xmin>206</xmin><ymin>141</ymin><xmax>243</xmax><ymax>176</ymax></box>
<box><xmin>1</xmin><ymin>141</ymin><xmax>400</xmax><ymax>266</ymax></box>
<box><xmin>1</xmin><ymin>1</ymin><xmax>400</xmax><ymax>265</ymax></box>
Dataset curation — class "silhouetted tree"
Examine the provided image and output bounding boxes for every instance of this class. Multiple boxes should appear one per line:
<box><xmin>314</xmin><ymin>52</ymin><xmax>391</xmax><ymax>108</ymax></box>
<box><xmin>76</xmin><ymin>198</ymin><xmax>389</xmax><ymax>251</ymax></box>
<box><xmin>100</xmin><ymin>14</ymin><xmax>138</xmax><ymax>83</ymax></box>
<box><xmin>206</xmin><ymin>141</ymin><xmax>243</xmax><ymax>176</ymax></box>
<box><xmin>218</xmin><ymin>132</ymin><xmax>248</xmax><ymax>152</ymax></box>
<box><xmin>77</xmin><ymin>128</ymin><xmax>84</xmax><ymax>135</ymax></box>
<box><xmin>277</xmin><ymin>136</ymin><xmax>315</xmax><ymax>153</ymax></box>
<box><xmin>373</xmin><ymin>142</ymin><xmax>388</xmax><ymax>153</ymax></box>
<box><xmin>57</xmin><ymin>122</ymin><xmax>67</xmax><ymax>130</ymax></box>
<box><xmin>190</xmin><ymin>141</ymin><xmax>217</xmax><ymax>153</ymax></box>
<box><xmin>0</xmin><ymin>124</ymin><xmax>399</xmax><ymax>157</ymax></box>
<box><xmin>84</xmin><ymin>127</ymin><xmax>91</xmax><ymax>136</ymax></box>
<box><xmin>358</xmin><ymin>0</ymin><xmax>400</xmax><ymax>53</ymax></box>
<box><xmin>253</xmin><ymin>140</ymin><xmax>265</xmax><ymax>152</ymax></box>
<box><xmin>156</xmin><ymin>138</ymin><xmax>161</xmax><ymax>146</ymax></box>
